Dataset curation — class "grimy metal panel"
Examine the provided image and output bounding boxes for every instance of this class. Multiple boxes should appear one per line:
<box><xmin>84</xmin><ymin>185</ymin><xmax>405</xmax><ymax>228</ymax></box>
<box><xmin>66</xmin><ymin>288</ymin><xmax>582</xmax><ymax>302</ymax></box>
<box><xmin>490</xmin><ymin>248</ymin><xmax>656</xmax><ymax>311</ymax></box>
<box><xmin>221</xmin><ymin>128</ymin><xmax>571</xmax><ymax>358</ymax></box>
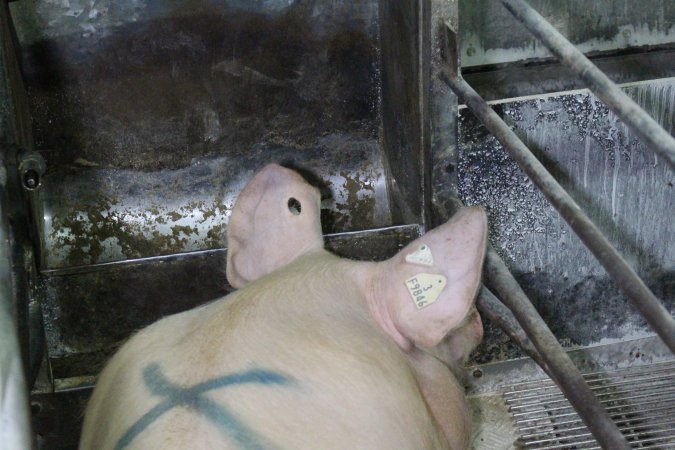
<box><xmin>10</xmin><ymin>1</ymin><xmax>394</xmax><ymax>270</ymax></box>
<box><xmin>459</xmin><ymin>0</ymin><xmax>675</xmax><ymax>67</ymax></box>
<box><xmin>40</xmin><ymin>142</ymin><xmax>391</xmax><ymax>270</ymax></box>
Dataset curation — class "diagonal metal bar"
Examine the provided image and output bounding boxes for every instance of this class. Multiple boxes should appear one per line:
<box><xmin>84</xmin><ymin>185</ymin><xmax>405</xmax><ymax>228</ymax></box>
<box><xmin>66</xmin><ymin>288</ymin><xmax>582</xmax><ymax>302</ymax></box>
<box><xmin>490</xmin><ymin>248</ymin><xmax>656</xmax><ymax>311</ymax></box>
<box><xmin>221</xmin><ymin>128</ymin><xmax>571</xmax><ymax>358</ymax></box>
<box><xmin>476</xmin><ymin>285</ymin><xmax>551</xmax><ymax>374</ymax></box>
<box><xmin>443</xmin><ymin>194</ymin><xmax>627</xmax><ymax>448</ymax></box>
<box><xmin>439</xmin><ymin>66</ymin><xmax>675</xmax><ymax>355</ymax></box>
<box><xmin>483</xmin><ymin>248</ymin><xmax>631</xmax><ymax>450</ymax></box>
<box><xmin>499</xmin><ymin>0</ymin><xmax>675</xmax><ymax>170</ymax></box>
<box><xmin>438</xmin><ymin>18</ymin><xmax>671</xmax><ymax>448</ymax></box>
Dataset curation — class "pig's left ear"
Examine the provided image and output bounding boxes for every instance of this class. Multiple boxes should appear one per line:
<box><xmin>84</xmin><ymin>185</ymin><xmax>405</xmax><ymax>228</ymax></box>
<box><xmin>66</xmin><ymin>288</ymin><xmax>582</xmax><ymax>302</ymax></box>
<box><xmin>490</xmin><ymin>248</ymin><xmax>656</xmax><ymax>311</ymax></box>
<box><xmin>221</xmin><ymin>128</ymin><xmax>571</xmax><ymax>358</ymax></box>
<box><xmin>226</xmin><ymin>164</ymin><xmax>325</xmax><ymax>288</ymax></box>
<box><xmin>373</xmin><ymin>207</ymin><xmax>488</xmax><ymax>350</ymax></box>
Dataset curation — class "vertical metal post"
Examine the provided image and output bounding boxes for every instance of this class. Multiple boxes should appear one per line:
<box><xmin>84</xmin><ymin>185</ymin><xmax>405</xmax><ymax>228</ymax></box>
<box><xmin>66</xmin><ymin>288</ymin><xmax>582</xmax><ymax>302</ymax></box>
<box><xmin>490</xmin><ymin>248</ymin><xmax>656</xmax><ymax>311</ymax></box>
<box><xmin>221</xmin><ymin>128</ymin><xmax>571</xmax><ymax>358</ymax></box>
<box><xmin>0</xmin><ymin>171</ymin><xmax>32</xmax><ymax>449</ymax></box>
<box><xmin>1</xmin><ymin>1</ymin><xmax>37</xmax><ymax>446</ymax></box>
<box><xmin>500</xmin><ymin>0</ymin><xmax>675</xmax><ymax>170</ymax></box>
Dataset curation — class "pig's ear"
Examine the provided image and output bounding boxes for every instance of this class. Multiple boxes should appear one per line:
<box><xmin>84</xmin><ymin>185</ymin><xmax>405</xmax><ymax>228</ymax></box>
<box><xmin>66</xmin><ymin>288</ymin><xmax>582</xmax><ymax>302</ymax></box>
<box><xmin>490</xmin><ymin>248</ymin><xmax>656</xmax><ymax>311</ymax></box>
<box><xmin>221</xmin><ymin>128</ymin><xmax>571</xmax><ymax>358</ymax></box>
<box><xmin>373</xmin><ymin>207</ymin><xmax>488</xmax><ymax>350</ymax></box>
<box><xmin>226</xmin><ymin>164</ymin><xmax>324</xmax><ymax>288</ymax></box>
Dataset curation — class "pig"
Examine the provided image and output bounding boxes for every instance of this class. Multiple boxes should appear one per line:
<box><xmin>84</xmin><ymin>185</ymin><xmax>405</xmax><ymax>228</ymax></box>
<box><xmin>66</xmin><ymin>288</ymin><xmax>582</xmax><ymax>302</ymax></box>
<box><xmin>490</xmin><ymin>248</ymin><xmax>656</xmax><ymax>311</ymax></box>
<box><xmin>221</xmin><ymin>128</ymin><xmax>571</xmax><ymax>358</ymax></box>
<box><xmin>80</xmin><ymin>164</ymin><xmax>487</xmax><ymax>450</ymax></box>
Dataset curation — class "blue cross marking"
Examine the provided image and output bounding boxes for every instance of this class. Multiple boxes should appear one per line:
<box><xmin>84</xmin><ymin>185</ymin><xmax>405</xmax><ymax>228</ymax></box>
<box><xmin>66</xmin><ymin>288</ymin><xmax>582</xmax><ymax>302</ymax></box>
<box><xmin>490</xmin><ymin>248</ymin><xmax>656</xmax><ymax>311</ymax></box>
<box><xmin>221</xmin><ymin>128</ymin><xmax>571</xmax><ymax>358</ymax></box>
<box><xmin>114</xmin><ymin>363</ymin><xmax>293</xmax><ymax>450</ymax></box>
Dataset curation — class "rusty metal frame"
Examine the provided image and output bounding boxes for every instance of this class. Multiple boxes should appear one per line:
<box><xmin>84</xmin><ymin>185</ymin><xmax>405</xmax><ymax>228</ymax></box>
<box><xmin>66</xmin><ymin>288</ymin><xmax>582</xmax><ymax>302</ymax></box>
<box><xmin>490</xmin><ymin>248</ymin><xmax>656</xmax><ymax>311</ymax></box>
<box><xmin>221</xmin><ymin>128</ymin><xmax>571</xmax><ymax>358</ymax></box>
<box><xmin>437</xmin><ymin>2</ymin><xmax>675</xmax><ymax>448</ymax></box>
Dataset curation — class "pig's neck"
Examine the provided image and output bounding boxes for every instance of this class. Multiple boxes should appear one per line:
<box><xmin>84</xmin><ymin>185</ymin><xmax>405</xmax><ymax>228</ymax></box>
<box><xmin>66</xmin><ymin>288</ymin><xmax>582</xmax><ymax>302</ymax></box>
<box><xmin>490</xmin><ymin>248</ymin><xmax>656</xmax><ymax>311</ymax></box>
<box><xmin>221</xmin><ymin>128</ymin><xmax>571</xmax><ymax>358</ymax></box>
<box><xmin>353</xmin><ymin>262</ymin><xmax>414</xmax><ymax>352</ymax></box>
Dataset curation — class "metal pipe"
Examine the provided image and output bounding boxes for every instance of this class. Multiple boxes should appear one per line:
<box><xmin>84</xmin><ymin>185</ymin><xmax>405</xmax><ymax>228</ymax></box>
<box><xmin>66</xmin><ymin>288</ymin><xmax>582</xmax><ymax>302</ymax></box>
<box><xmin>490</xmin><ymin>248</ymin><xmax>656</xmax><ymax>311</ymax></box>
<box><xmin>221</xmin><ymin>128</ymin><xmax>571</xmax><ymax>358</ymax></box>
<box><xmin>1</xmin><ymin>2</ymin><xmax>38</xmax><ymax>446</ymax></box>
<box><xmin>439</xmin><ymin>69</ymin><xmax>675</xmax><ymax>355</ymax></box>
<box><xmin>499</xmin><ymin>0</ymin><xmax>675</xmax><ymax>170</ymax></box>
<box><xmin>476</xmin><ymin>285</ymin><xmax>552</xmax><ymax>374</ymax></box>
<box><xmin>0</xmin><ymin>171</ymin><xmax>32</xmax><ymax>450</ymax></box>
<box><xmin>484</xmin><ymin>249</ymin><xmax>631</xmax><ymax>450</ymax></box>
<box><xmin>443</xmin><ymin>195</ymin><xmax>629</xmax><ymax>448</ymax></box>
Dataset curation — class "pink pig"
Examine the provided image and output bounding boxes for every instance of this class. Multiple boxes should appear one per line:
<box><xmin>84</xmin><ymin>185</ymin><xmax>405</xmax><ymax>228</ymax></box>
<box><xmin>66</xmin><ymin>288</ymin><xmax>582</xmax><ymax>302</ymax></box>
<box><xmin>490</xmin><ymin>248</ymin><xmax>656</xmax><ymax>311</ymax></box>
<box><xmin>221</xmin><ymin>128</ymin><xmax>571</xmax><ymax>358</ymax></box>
<box><xmin>80</xmin><ymin>164</ymin><xmax>487</xmax><ymax>450</ymax></box>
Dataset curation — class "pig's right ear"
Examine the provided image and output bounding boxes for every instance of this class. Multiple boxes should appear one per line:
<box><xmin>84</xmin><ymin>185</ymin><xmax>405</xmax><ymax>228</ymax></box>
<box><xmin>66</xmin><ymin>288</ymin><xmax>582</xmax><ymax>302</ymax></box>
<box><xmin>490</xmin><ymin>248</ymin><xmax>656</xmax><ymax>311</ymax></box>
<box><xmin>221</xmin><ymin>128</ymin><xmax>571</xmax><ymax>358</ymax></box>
<box><xmin>226</xmin><ymin>164</ymin><xmax>324</xmax><ymax>289</ymax></box>
<box><xmin>372</xmin><ymin>207</ymin><xmax>488</xmax><ymax>350</ymax></box>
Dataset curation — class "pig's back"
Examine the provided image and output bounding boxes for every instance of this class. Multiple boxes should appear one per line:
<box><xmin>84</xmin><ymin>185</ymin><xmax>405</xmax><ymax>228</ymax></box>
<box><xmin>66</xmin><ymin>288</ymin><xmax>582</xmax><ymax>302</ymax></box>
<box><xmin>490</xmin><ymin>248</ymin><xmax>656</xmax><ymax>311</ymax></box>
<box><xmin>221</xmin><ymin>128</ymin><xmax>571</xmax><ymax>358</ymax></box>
<box><xmin>81</xmin><ymin>255</ymin><xmax>450</xmax><ymax>450</ymax></box>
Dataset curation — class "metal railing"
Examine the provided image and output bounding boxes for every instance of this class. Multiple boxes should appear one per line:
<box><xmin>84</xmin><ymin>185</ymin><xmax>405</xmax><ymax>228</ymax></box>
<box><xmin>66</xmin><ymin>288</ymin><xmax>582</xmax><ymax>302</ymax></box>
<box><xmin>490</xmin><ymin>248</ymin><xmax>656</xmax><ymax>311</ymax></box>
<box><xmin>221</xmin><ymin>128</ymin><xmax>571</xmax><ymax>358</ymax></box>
<box><xmin>439</xmin><ymin>1</ymin><xmax>675</xmax><ymax>448</ymax></box>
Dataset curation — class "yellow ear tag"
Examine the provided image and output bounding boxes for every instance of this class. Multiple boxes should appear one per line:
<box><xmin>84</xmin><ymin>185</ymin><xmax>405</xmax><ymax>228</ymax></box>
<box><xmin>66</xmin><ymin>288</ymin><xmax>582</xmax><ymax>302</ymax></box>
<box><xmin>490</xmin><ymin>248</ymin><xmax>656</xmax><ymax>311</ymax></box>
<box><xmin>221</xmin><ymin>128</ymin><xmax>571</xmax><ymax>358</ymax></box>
<box><xmin>405</xmin><ymin>244</ymin><xmax>434</xmax><ymax>266</ymax></box>
<box><xmin>405</xmin><ymin>273</ymin><xmax>447</xmax><ymax>310</ymax></box>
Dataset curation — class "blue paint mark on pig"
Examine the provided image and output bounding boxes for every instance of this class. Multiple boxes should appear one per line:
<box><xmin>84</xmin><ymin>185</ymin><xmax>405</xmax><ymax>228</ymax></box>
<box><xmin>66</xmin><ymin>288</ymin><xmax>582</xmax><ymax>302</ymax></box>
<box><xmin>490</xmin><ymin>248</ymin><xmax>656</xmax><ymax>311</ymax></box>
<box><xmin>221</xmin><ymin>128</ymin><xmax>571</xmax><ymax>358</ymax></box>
<box><xmin>114</xmin><ymin>364</ymin><xmax>293</xmax><ymax>450</ymax></box>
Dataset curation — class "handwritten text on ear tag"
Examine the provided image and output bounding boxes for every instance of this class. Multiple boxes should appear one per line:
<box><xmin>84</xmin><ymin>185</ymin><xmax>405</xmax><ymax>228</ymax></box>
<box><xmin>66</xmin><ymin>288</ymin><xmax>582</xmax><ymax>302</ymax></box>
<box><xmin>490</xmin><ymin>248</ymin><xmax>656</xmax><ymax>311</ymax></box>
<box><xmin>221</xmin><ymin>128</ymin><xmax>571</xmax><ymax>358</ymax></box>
<box><xmin>405</xmin><ymin>244</ymin><xmax>434</xmax><ymax>267</ymax></box>
<box><xmin>405</xmin><ymin>273</ymin><xmax>447</xmax><ymax>309</ymax></box>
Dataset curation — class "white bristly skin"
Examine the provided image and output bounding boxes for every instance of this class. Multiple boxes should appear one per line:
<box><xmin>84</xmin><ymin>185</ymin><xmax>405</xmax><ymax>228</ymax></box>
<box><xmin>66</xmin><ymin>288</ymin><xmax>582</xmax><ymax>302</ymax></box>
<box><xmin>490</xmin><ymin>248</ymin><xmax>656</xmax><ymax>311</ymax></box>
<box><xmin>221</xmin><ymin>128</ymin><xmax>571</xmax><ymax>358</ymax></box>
<box><xmin>80</xmin><ymin>164</ymin><xmax>487</xmax><ymax>450</ymax></box>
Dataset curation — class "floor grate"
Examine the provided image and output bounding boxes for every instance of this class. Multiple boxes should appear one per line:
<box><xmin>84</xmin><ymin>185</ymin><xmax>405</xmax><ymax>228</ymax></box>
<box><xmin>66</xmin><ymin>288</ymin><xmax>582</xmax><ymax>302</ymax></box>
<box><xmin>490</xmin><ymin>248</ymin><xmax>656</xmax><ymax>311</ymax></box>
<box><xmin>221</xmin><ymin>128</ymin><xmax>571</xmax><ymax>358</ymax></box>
<box><xmin>503</xmin><ymin>360</ymin><xmax>675</xmax><ymax>449</ymax></box>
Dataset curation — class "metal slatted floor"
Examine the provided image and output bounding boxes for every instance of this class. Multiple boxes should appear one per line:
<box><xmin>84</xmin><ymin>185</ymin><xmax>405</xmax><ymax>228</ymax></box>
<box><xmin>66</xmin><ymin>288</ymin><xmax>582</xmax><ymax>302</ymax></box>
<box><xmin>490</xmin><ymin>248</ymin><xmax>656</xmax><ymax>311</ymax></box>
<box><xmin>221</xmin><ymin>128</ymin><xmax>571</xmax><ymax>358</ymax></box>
<box><xmin>503</xmin><ymin>360</ymin><xmax>675</xmax><ymax>449</ymax></box>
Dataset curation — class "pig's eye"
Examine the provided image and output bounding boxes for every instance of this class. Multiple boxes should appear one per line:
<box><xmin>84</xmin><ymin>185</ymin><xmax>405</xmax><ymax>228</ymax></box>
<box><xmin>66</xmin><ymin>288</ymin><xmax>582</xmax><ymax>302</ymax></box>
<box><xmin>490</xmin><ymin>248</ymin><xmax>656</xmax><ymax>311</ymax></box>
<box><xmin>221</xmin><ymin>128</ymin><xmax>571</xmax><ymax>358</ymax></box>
<box><xmin>288</xmin><ymin>197</ymin><xmax>302</xmax><ymax>215</ymax></box>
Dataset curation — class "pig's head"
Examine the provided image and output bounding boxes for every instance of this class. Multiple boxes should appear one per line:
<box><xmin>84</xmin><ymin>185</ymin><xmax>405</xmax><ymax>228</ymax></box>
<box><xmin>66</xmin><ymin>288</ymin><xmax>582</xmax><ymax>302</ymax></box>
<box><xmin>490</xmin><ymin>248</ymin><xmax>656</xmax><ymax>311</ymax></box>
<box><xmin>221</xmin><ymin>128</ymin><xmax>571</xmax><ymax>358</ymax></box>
<box><xmin>227</xmin><ymin>164</ymin><xmax>487</xmax><ymax>354</ymax></box>
<box><xmin>226</xmin><ymin>164</ymin><xmax>324</xmax><ymax>288</ymax></box>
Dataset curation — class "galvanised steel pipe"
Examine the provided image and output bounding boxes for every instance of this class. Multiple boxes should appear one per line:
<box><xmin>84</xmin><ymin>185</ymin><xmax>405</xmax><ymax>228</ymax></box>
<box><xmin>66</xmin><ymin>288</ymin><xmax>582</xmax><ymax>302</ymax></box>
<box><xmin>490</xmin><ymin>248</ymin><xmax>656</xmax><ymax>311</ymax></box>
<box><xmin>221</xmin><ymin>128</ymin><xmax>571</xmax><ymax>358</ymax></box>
<box><xmin>476</xmin><ymin>285</ymin><xmax>551</xmax><ymax>375</ymax></box>
<box><xmin>500</xmin><ymin>0</ymin><xmax>675</xmax><ymax>170</ymax></box>
<box><xmin>439</xmin><ymin>70</ymin><xmax>675</xmax><ymax>355</ymax></box>
<box><xmin>445</xmin><ymin>198</ymin><xmax>628</xmax><ymax>448</ymax></box>
<box><xmin>484</xmin><ymin>249</ymin><xmax>631</xmax><ymax>450</ymax></box>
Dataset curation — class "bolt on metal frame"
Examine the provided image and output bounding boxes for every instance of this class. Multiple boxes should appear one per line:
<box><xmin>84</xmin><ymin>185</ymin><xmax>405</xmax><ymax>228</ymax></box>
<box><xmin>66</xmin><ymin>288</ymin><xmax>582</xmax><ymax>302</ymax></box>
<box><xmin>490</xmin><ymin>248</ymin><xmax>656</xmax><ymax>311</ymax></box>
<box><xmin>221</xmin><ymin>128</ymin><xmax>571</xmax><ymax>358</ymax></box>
<box><xmin>438</xmin><ymin>1</ymin><xmax>675</xmax><ymax>448</ymax></box>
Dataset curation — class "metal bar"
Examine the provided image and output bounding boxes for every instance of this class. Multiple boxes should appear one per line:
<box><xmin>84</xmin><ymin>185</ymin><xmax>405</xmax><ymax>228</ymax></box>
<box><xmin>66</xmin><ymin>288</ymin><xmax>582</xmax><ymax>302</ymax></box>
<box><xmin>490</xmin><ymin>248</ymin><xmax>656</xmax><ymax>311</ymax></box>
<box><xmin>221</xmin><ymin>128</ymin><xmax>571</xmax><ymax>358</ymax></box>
<box><xmin>475</xmin><ymin>285</ymin><xmax>551</xmax><ymax>373</ymax></box>
<box><xmin>41</xmin><ymin>224</ymin><xmax>424</xmax><ymax>277</ymax></box>
<box><xmin>521</xmin><ymin>413</ymin><xmax>675</xmax><ymax>438</ymax></box>
<box><xmin>0</xmin><ymin>194</ymin><xmax>32</xmax><ymax>450</ymax></box>
<box><xmin>426</xmin><ymin>36</ymin><xmax>629</xmax><ymax>447</ymax></box>
<box><xmin>508</xmin><ymin>371</ymin><xmax>675</xmax><ymax>398</ymax></box>
<box><xmin>439</xmin><ymin>197</ymin><xmax>629</xmax><ymax>445</ymax></box>
<box><xmin>439</xmin><ymin>65</ymin><xmax>675</xmax><ymax>355</ymax></box>
<box><xmin>523</xmin><ymin>418</ymin><xmax>675</xmax><ymax>443</ymax></box>
<box><xmin>512</xmin><ymin>388</ymin><xmax>675</xmax><ymax>416</ymax></box>
<box><xmin>0</xmin><ymin>0</ymin><xmax>34</xmax><ymax>447</ymax></box>
<box><xmin>518</xmin><ymin>407</ymin><xmax>675</xmax><ymax>434</ymax></box>
<box><xmin>483</xmin><ymin>249</ymin><xmax>631</xmax><ymax>450</ymax></box>
<box><xmin>499</xmin><ymin>0</ymin><xmax>675</xmax><ymax>170</ymax></box>
<box><xmin>509</xmin><ymin>380</ymin><xmax>675</xmax><ymax>406</ymax></box>
<box><xmin>438</xmin><ymin>198</ymin><xmax>557</xmax><ymax>378</ymax></box>
<box><xmin>510</xmin><ymin>387</ymin><xmax>675</xmax><ymax>411</ymax></box>
<box><xmin>512</xmin><ymin>395</ymin><xmax>675</xmax><ymax>422</ymax></box>
<box><xmin>512</xmin><ymin>389</ymin><xmax>675</xmax><ymax>415</ymax></box>
<box><xmin>0</xmin><ymin>168</ymin><xmax>31</xmax><ymax>449</ymax></box>
<box><xmin>530</xmin><ymin>430</ymin><xmax>675</xmax><ymax>450</ymax></box>
<box><xmin>505</xmin><ymin>361</ymin><xmax>675</xmax><ymax>393</ymax></box>
<box><xmin>438</xmin><ymin>36</ymin><xmax>669</xmax><ymax>442</ymax></box>
<box><xmin>585</xmin><ymin>436</ymin><xmax>675</xmax><ymax>450</ymax></box>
